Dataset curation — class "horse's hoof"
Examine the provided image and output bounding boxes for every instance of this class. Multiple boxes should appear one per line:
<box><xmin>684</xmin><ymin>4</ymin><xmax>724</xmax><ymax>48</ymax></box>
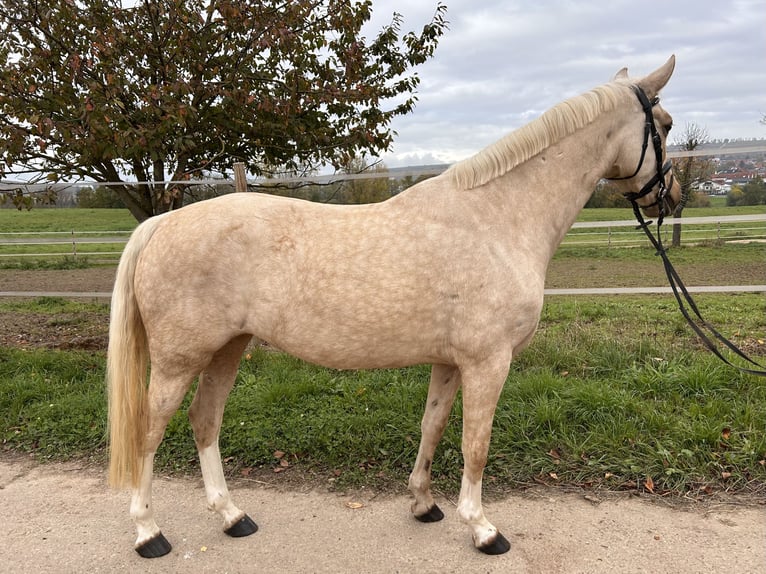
<box><xmin>414</xmin><ymin>504</ymin><xmax>444</xmax><ymax>523</ymax></box>
<box><xmin>225</xmin><ymin>514</ymin><xmax>259</xmax><ymax>537</ymax></box>
<box><xmin>477</xmin><ymin>531</ymin><xmax>511</xmax><ymax>555</ymax></box>
<box><xmin>135</xmin><ymin>532</ymin><xmax>172</xmax><ymax>558</ymax></box>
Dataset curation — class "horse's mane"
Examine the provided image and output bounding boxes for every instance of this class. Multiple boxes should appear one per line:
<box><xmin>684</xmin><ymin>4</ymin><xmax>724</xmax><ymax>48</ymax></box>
<box><xmin>447</xmin><ymin>82</ymin><xmax>627</xmax><ymax>190</ymax></box>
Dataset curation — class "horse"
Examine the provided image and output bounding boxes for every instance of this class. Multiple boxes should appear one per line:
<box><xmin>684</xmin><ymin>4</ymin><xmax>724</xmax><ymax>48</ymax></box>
<box><xmin>107</xmin><ymin>56</ymin><xmax>681</xmax><ymax>558</ymax></box>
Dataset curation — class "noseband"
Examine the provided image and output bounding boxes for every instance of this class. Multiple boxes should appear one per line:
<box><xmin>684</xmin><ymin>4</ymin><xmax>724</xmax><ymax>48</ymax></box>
<box><xmin>611</xmin><ymin>85</ymin><xmax>674</xmax><ymax>220</ymax></box>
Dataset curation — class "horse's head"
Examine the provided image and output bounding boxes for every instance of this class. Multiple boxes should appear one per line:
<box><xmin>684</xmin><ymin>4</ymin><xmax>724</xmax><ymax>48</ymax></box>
<box><xmin>606</xmin><ymin>56</ymin><xmax>681</xmax><ymax>218</ymax></box>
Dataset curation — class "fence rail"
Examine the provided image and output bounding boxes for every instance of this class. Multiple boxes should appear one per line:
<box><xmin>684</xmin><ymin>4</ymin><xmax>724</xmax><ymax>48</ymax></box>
<box><xmin>1</xmin><ymin>214</ymin><xmax>764</xmax><ymax>261</ymax></box>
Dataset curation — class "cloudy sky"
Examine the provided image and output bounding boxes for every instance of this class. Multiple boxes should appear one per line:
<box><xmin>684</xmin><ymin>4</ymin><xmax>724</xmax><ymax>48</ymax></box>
<box><xmin>363</xmin><ymin>0</ymin><xmax>766</xmax><ymax>167</ymax></box>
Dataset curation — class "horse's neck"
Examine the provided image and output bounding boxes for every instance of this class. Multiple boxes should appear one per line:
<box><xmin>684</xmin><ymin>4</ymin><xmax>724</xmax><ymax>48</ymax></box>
<box><xmin>490</xmin><ymin>117</ymin><xmax>619</xmax><ymax>262</ymax></box>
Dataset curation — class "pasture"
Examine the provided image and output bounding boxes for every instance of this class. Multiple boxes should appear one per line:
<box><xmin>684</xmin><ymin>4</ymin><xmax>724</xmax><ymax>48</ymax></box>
<box><xmin>0</xmin><ymin>204</ymin><xmax>764</xmax><ymax>498</ymax></box>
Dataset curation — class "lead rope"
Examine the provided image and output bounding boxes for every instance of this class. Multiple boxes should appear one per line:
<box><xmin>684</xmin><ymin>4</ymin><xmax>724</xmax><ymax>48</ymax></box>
<box><xmin>630</xmin><ymin>202</ymin><xmax>766</xmax><ymax>376</ymax></box>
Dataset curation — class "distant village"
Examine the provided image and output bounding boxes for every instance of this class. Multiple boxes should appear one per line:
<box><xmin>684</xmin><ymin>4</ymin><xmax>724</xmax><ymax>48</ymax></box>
<box><xmin>668</xmin><ymin>138</ymin><xmax>766</xmax><ymax>195</ymax></box>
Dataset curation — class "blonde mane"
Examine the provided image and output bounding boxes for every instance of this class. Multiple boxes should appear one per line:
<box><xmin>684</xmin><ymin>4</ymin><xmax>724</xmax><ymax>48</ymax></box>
<box><xmin>447</xmin><ymin>83</ymin><xmax>628</xmax><ymax>190</ymax></box>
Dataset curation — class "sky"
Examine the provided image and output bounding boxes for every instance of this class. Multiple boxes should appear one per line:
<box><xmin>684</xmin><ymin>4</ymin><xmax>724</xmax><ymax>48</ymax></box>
<box><xmin>363</xmin><ymin>0</ymin><xmax>766</xmax><ymax>167</ymax></box>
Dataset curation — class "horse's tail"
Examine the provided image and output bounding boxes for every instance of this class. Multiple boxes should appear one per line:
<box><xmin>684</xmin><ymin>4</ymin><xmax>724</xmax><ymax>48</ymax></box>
<box><xmin>107</xmin><ymin>215</ymin><xmax>164</xmax><ymax>489</ymax></box>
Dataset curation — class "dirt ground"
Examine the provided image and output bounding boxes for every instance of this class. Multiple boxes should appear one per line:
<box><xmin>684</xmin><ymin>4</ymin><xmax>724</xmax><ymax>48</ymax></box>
<box><xmin>0</xmin><ymin>268</ymin><xmax>114</xmax><ymax>350</ymax></box>
<box><xmin>1</xmin><ymin>454</ymin><xmax>764</xmax><ymax>574</ymax></box>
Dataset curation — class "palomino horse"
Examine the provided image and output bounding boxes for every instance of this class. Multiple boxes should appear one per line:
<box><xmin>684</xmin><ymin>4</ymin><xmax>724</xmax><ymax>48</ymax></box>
<box><xmin>108</xmin><ymin>56</ymin><xmax>680</xmax><ymax>557</ymax></box>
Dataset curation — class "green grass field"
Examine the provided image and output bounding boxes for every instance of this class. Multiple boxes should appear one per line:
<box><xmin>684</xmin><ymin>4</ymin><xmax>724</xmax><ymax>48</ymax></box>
<box><xmin>0</xmin><ymin>208</ymin><xmax>136</xmax><ymax>233</ymax></box>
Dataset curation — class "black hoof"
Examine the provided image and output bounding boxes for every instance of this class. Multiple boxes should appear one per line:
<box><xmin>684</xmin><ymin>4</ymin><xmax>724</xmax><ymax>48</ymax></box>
<box><xmin>224</xmin><ymin>514</ymin><xmax>259</xmax><ymax>538</ymax></box>
<box><xmin>414</xmin><ymin>504</ymin><xmax>444</xmax><ymax>523</ymax></box>
<box><xmin>135</xmin><ymin>532</ymin><xmax>172</xmax><ymax>558</ymax></box>
<box><xmin>477</xmin><ymin>531</ymin><xmax>511</xmax><ymax>555</ymax></box>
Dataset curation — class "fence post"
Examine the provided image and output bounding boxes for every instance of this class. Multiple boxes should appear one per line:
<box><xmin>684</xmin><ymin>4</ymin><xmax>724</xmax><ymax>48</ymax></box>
<box><xmin>71</xmin><ymin>229</ymin><xmax>77</xmax><ymax>258</ymax></box>
<box><xmin>234</xmin><ymin>163</ymin><xmax>247</xmax><ymax>193</ymax></box>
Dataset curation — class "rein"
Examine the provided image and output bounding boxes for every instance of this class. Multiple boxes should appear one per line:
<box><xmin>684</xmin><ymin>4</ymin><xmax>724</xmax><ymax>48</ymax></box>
<box><xmin>617</xmin><ymin>85</ymin><xmax>766</xmax><ymax>377</ymax></box>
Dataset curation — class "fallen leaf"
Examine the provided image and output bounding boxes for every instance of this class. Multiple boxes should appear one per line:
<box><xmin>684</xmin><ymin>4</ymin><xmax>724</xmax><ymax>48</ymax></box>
<box><xmin>604</xmin><ymin>472</ymin><xmax>615</xmax><ymax>479</ymax></box>
<box><xmin>279</xmin><ymin>459</ymin><xmax>289</xmax><ymax>468</ymax></box>
<box><xmin>721</xmin><ymin>471</ymin><xmax>732</xmax><ymax>479</ymax></box>
<box><xmin>644</xmin><ymin>476</ymin><xmax>655</xmax><ymax>493</ymax></box>
<box><xmin>346</xmin><ymin>501</ymin><xmax>364</xmax><ymax>509</ymax></box>
<box><xmin>548</xmin><ymin>472</ymin><xmax>559</xmax><ymax>480</ymax></box>
<box><xmin>273</xmin><ymin>450</ymin><xmax>286</xmax><ymax>459</ymax></box>
<box><xmin>240</xmin><ymin>467</ymin><xmax>252</xmax><ymax>477</ymax></box>
<box><xmin>200</xmin><ymin>546</ymin><xmax>207</xmax><ymax>552</ymax></box>
<box><xmin>653</xmin><ymin>535</ymin><xmax>661</xmax><ymax>541</ymax></box>
<box><xmin>721</xmin><ymin>428</ymin><xmax>731</xmax><ymax>440</ymax></box>
<box><xmin>548</xmin><ymin>448</ymin><xmax>561</xmax><ymax>460</ymax></box>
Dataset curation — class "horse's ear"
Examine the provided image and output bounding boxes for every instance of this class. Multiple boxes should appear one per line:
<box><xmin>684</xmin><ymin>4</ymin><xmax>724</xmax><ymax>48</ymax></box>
<box><xmin>636</xmin><ymin>55</ymin><xmax>676</xmax><ymax>98</ymax></box>
<box><xmin>613</xmin><ymin>67</ymin><xmax>629</xmax><ymax>81</ymax></box>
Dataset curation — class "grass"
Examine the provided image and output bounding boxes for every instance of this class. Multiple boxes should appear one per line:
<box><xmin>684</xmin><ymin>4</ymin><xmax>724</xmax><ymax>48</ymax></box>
<box><xmin>1</xmin><ymin>294</ymin><xmax>763</xmax><ymax>497</ymax></box>
<box><xmin>0</xmin><ymin>208</ymin><xmax>136</xmax><ymax>233</ymax></box>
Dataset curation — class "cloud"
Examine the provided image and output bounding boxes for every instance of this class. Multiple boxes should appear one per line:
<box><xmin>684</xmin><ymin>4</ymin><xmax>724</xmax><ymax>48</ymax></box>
<box><xmin>368</xmin><ymin>0</ymin><xmax>766</xmax><ymax>167</ymax></box>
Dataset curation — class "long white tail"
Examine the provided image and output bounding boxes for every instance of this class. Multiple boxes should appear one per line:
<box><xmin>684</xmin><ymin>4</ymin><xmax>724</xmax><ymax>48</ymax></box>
<box><xmin>107</xmin><ymin>215</ymin><xmax>164</xmax><ymax>489</ymax></box>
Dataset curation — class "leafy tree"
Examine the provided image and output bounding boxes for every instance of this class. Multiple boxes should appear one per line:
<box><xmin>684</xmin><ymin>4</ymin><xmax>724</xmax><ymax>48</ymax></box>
<box><xmin>76</xmin><ymin>186</ymin><xmax>126</xmax><ymax>208</ymax></box>
<box><xmin>670</xmin><ymin>122</ymin><xmax>713</xmax><ymax>247</ymax></box>
<box><xmin>0</xmin><ymin>0</ymin><xmax>447</xmax><ymax>221</ymax></box>
<box><xmin>585</xmin><ymin>180</ymin><xmax>629</xmax><ymax>208</ymax></box>
<box><xmin>727</xmin><ymin>177</ymin><xmax>766</xmax><ymax>206</ymax></box>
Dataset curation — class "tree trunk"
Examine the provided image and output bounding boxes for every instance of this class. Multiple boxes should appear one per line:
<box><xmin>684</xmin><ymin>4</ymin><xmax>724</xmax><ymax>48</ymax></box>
<box><xmin>671</xmin><ymin>209</ymin><xmax>683</xmax><ymax>248</ymax></box>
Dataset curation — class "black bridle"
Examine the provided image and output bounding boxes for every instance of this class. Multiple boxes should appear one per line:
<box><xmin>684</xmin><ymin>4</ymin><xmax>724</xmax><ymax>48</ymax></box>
<box><xmin>610</xmin><ymin>86</ymin><xmax>766</xmax><ymax>377</ymax></box>
<box><xmin>611</xmin><ymin>85</ymin><xmax>674</xmax><ymax>218</ymax></box>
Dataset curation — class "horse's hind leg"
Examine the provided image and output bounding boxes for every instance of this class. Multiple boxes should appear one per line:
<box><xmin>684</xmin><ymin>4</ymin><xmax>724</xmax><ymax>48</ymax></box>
<box><xmin>188</xmin><ymin>335</ymin><xmax>257</xmax><ymax>537</ymax></box>
<box><xmin>409</xmin><ymin>364</ymin><xmax>461</xmax><ymax>522</ymax></box>
<box><xmin>131</xmin><ymin>367</ymin><xmax>197</xmax><ymax>558</ymax></box>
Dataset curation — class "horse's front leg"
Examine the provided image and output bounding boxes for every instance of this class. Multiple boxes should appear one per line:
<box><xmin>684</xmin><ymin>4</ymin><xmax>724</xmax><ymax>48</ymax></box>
<box><xmin>457</xmin><ymin>357</ymin><xmax>512</xmax><ymax>555</ymax></box>
<box><xmin>409</xmin><ymin>364</ymin><xmax>461</xmax><ymax>522</ymax></box>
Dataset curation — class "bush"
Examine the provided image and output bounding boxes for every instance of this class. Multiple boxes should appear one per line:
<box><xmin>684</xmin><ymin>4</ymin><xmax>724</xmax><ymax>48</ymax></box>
<box><xmin>727</xmin><ymin>178</ymin><xmax>765</xmax><ymax>206</ymax></box>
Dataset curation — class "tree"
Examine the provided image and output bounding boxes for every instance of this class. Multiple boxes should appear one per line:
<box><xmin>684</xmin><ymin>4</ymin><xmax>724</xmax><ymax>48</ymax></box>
<box><xmin>670</xmin><ymin>122</ymin><xmax>713</xmax><ymax>247</ymax></box>
<box><xmin>0</xmin><ymin>0</ymin><xmax>447</xmax><ymax>221</ymax></box>
<box><xmin>334</xmin><ymin>156</ymin><xmax>391</xmax><ymax>204</ymax></box>
<box><xmin>727</xmin><ymin>177</ymin><xmax>766</xmax><ymax>206</ymax></box>
<box><xmin>585</xmin><ymin>180</ymin><xmax>629</xmax><ymax>208</ymax></box>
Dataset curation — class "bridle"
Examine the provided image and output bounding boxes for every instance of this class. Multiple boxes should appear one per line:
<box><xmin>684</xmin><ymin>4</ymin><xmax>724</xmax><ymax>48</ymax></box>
<box><xmin>609</xmin><ymin>85</ymin><xmax>674</xmax><ymax>220</ymax></box>
<box><xmin>609</xmin><ymin>85</ymin><xmax>766</xmax><ymax>376</ymax></box>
